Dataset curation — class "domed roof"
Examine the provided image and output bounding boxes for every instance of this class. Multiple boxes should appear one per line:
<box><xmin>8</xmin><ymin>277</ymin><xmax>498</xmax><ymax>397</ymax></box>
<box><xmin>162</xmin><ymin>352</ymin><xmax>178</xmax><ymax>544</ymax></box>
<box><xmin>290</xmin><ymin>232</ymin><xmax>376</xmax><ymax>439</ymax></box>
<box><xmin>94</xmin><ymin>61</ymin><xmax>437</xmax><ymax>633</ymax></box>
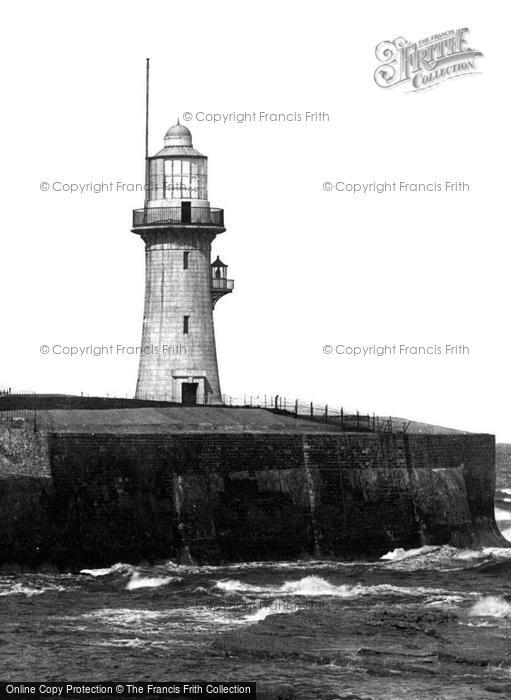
<box><xmin>164</xmin><ymin>120</ymin><xmax>192</xmax><ymax>147</ymax></box>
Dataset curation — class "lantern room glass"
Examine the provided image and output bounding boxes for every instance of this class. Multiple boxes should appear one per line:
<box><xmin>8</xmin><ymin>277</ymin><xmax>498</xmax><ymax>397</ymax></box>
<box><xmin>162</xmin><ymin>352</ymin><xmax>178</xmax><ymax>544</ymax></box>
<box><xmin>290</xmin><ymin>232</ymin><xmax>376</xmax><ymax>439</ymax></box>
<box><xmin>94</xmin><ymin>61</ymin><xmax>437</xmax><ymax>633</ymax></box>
<box><xmin>159</xmin><ymin>158</ymin><xmax>208</xmax><ymax>200</ymax></box>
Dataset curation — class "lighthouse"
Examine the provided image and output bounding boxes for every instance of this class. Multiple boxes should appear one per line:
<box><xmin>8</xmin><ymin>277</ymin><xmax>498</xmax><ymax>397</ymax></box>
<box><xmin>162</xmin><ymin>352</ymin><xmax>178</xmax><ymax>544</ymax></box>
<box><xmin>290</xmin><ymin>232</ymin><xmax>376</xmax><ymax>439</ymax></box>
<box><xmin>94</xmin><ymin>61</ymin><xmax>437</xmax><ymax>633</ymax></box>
<box><xmin>132</xmin><ymin>121</ymin><xmax>233</xmax><ymax>404</ymax></box>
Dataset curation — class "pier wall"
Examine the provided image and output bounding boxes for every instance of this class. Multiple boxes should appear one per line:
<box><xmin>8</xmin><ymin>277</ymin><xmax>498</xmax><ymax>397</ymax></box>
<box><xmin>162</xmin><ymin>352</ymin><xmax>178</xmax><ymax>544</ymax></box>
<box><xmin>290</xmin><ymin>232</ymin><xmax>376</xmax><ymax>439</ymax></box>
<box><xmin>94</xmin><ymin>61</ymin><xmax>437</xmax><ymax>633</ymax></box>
<box><xmin>0</xmin><ymin>423</ymin><xmax>503</xmax><ymax>567</ymax></box>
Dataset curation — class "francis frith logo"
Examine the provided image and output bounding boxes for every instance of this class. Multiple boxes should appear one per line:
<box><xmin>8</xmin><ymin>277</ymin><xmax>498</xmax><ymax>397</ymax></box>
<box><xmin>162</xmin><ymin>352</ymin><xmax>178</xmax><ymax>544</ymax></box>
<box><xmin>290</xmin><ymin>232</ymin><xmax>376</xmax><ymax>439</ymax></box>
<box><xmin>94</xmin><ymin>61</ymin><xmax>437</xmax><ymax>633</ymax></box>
<box><xmin>374</xmin><ymin>28</ymin><xmax>483</xmax><ymax>92</ymax></box>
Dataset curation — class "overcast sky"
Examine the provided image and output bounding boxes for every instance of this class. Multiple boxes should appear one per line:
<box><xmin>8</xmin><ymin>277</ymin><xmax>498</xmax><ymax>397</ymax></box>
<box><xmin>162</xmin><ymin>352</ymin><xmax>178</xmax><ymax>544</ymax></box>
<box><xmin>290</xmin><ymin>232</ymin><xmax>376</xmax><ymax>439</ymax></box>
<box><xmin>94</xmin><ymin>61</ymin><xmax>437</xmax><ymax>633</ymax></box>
<box><xmin>1</xmin><ymin>1</ymin><xmax>510</xmax><ymax>440</ymax></box>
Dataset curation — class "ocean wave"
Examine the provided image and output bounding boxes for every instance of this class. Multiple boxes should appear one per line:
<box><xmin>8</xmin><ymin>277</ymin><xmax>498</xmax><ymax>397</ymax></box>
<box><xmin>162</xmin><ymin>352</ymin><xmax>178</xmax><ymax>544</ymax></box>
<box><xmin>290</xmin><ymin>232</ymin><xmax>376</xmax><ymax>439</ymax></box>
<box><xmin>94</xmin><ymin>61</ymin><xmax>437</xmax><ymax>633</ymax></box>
<box><xmin>75</xmin><ymin>606</ymin><xmax>245</xmax><ymax>632</ymax></box>
<box><xmin>80</xmin><ymin>563</ymin><xmax>134</xmax><ymax>577</ymax></box>
<box><xmin>0</xmin><ymin>582</ymin><xmax>66</xmax><ymax>597</ymax></box>
<box><xmin>379</xmin><ymin>544</ymin><xmax>511</xmax><ymax>571</ymax></box>
<box><xmin>80</xmin><ymin>608</ymin><xmax>166</xmax><ymax>623</ymax></box>
<box><xmin>469</xmin><ymin>596</ymin><xmax>511</xmax><ymax>618</ymax></box>
<box><xmin>163</xmin><ymin>559</ymin><xmax>368</xmax><ymax>575</ymax></box>
<box><xmin>380</xmin><ymin>545</ymin><xmax>440</xmax><ymax>562</ymax></box>
<box><xmin>243</xmin><ymin>599</ymin><xmax>294</xmax><ymax>622</ymax></box>
<box><xmin>125</xmin><ymin>572</ymin><xmax>181</xmax><ymax>590</ymax></box>
<box><xmin>424</xmin><ymin>594</ymin><xmax>465</xmax><ymax>607</ymax></box>
<box><xmin>80</xmin><ymin>564</ymin><xmax>182</xmax><ymax>589</ymax></box>
<box><xmin>216</xmin><ymin>575</ymin><xmax>453</xmax><ymax>600</ymax></box>
<box><xmin>280</xmin><ymin>576</ymin><xmax>353</xmax><ymax>597</ymax></box>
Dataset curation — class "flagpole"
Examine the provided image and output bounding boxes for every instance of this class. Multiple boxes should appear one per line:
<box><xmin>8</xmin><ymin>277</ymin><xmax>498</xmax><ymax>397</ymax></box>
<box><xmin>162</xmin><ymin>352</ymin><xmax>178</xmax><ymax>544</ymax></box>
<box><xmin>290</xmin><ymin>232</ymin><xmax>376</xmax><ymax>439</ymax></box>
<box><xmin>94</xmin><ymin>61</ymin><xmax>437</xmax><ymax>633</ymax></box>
<box><xmin>144</xmin><ymin>58</ymin><xmax>150</xmax><ymax>209</ymax></box>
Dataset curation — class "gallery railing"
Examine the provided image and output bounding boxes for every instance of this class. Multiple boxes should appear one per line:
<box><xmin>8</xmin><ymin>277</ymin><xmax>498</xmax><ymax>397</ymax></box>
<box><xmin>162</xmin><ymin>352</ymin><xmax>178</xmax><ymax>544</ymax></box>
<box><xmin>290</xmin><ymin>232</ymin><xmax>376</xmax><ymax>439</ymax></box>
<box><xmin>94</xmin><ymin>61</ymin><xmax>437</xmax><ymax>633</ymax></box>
<box><xmin>211</xmin><ymin>278</ymin><xmax>234</xmax><ymax>290</ymax></box>
<box><xmin>133</xmin><ymin>207</ymin><xmax>224</xmax><ymax>227</ymax></box>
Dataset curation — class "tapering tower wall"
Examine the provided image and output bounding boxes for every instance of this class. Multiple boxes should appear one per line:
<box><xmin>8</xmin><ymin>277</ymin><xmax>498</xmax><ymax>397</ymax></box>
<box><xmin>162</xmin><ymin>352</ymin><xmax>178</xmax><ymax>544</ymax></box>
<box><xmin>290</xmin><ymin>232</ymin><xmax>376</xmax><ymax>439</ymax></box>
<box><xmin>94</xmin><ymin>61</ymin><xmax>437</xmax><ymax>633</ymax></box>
<box><xmin>132</xmin><ymin>123</ymin><xmax>232</xmax><ymax>404</ymax></box>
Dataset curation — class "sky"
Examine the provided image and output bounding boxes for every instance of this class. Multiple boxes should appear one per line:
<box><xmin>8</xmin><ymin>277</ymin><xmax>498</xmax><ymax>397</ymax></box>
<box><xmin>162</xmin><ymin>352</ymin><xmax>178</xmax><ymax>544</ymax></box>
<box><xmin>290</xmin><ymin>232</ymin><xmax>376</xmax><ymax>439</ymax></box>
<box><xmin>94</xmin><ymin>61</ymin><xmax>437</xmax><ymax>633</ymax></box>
<box><xmin>1</xmin><ymin>1</ymin><xmax>510</xmax><ymax>440</ymax></box>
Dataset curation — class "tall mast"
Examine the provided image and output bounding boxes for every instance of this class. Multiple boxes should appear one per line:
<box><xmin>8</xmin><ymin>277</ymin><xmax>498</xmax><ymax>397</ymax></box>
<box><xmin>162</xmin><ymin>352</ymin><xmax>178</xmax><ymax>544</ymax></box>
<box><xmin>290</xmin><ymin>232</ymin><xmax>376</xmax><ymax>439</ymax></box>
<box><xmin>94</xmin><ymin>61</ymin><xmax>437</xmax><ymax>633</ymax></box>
<box><xmin>144</xmin><ymin>58</ymin><xmax>150</xmax><ymax>206</ymax></box>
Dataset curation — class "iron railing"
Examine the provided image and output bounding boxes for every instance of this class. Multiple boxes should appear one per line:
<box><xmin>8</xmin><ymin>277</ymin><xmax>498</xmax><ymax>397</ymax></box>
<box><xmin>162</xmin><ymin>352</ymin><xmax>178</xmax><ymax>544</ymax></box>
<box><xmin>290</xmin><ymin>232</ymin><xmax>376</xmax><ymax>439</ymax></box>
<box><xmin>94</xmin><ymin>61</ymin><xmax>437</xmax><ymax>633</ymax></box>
<box><xmin>0</xmin><ymin>390</ymin><xmax>410</xmax><ymax>434</ymax></box>
<box><xmin>133</xmin><ymin>207</ymin><xmax>224</xmax><ymax>228</ymax></box>
<box><xmin>221</xmin><ymin>395</ymin><xmax>411</xmax><ymax>434</ymax></box>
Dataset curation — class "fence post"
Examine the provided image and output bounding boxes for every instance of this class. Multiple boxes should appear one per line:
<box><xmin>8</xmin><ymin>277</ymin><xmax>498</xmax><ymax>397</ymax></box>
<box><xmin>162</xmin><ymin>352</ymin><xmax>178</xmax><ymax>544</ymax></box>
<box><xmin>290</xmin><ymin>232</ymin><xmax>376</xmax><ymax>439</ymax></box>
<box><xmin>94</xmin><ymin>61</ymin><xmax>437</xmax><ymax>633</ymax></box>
<box><xmin>295</xmin><ymin>399</ymin><xmax>298</xmax><ymax>417</ymax></box>
<box><xmin>325</xmin><ymin>404</ymin><xmax>328</xmax><ymax>422</ymax></box>
<box><xmin>310</xmin><ymin>402</ymin><xmax>313</xmax><ymax>419</ymax></box>
<box><xmin>372</xmin><ymin>413</ymin><xmax>375</xmax><ymax>432</ymax></box>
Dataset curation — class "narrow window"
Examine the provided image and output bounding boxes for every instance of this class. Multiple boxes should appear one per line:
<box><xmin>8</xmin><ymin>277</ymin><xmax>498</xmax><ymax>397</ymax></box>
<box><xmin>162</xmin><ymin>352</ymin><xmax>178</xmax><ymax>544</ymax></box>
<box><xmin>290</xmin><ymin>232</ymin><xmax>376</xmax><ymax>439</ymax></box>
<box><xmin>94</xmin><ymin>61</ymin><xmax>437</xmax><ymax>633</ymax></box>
<box><xmin>183</xmin><ymin>251</ymin><xmax>189</xmax><ymax>269</ymax></box>
<box><xmin>183</xmin><ymin>315</ymin><xmax>189</xmax><ymax>334</ymax></box>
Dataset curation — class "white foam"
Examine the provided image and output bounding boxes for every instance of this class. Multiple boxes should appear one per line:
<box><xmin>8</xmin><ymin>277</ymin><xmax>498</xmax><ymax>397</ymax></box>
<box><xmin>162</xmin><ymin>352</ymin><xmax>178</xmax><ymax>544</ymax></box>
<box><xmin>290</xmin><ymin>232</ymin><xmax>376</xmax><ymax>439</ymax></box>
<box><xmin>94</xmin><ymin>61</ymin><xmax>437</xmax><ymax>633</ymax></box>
<box><xmin>425</xmin><ymin>595</ymin><xmax>465</xmax><ymax>607</ymax></box>
<box><xmin>501</xmin><ymin>488</ymin><xmax>511</xmax><ymax>496</ymax></box>
<box><xmin>495</xmin><ymin>507</ymin><xmax>511</xmax><ymax>522</ymax></box>
<box><xmin>125</xmin><ymin>572</ymin><xmax>177</xmax><ymax>590</ymax></box>
<box><xmin>380</xmin><ymin>546</ymin><xmax>440</xmax><ymax>561</ymax></box>
<box><xmin>280</xmin><ymin>576</ymin><xmax>353</xmax><ymax>597</ymax></box>
<box><xmin>0</xmin><ymin>583</ymin><xmax>66</xmax><ymax>597</ymax></box>
<box><xmin>80</xmin><ymin>563</ymin><xmax>132</xmax><ymax>577</ymax></box>
<box><xmin>216</xmin><ymin>575</ymin><xmax>452</xmax><ymax>600</ymax></box>
<box><xmin>78</xmin><ymin>608</ymin><xmax>168</xmax><ymax>624</ymax></box>
<box><xmin>469</xmin><ymin>596</ymin><xmax>511</xmax><ymax>618</ymax></box>
<box><xmin>379</xmin><ymin>544</ymin><xmax>511</xmax><ymax>571</ymax></box>
<box><xmin>216</xmin><ymin>579</ymin><xmax>265</xmax><ymax>593</ymax></box>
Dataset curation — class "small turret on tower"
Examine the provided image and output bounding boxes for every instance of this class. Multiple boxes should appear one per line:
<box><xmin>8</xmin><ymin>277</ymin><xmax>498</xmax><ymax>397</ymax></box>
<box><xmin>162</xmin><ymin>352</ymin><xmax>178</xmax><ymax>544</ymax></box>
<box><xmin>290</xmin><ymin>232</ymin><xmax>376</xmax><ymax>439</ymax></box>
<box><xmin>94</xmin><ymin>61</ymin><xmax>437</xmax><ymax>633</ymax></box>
<box><xmin>211</xmin><ymin>256</ymin><xmax>233</xmax><ymax>308</ymax></box>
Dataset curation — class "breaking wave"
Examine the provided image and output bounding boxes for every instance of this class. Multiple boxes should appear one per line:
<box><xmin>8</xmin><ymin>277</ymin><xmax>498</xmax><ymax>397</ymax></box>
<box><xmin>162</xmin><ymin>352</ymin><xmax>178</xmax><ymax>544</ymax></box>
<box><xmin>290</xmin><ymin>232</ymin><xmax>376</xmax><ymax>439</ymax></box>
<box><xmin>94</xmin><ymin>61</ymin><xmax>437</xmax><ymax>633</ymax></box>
<box><xmin>125</xmin><ymin>572</ymin><xmax>181</xmax><ymax>590</ymax></box>
<box><xmin>379</xmin><ymin>544</ymin><xmax>511</xmax><ymax>571</ymax></box>
<box><xmin>495</xmin><ymin>507</ymin><xmax>511</xmax><ymax>522</ymax></box>
<box><xmin>469</xmin><ymin>596</ymin><xmax>511</xmax><ymax>618</ymax></box>
<box><xmin>80</xmin><ymin>563</ymin><xmax>133</xmax><ymax>577</ymax></box>
<box><xmin>380</xmin><ymin>545</ymin><xmax>440</xmax><ymax>561</ymax></box>
<box><xmin>216</xmin><ymin>575</ymin><xmax>453</xmax><ymax>600</ymax></box>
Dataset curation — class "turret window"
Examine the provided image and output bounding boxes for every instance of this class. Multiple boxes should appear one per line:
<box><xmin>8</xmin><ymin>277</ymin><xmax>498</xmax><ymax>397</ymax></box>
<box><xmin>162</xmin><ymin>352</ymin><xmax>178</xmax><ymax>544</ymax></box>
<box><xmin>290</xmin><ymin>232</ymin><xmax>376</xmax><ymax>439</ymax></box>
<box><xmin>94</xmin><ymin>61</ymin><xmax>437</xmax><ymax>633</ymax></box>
<box><xmin>183</xmin><ymin>316</ymin><xmax>189</xmax><ymax>334</ymax></box>
<box><xmin>183</xmin><ymin>252</ymin><xmax>189</xmax><ymax>270</ymax></box>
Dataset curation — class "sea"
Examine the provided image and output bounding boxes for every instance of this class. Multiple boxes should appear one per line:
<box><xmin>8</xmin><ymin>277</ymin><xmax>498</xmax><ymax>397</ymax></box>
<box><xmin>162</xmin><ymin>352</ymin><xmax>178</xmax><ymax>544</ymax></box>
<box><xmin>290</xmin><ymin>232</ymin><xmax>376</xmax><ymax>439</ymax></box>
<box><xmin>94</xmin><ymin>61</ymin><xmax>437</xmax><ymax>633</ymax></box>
<box><xmin>1</xmin><ymin>460</ymin><xmax>511</xmax><ymax>699</ymax></box>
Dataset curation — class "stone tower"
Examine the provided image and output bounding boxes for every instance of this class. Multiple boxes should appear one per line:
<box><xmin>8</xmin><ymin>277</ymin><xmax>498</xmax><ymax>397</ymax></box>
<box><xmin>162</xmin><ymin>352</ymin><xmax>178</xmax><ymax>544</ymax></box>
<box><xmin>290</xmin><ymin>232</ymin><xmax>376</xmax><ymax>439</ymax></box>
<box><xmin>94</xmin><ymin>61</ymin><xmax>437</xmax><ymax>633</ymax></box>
<box><xmin>132</xmin><ymin>122</ymin><xmax>233</xmax><ymax>404</ymax></box>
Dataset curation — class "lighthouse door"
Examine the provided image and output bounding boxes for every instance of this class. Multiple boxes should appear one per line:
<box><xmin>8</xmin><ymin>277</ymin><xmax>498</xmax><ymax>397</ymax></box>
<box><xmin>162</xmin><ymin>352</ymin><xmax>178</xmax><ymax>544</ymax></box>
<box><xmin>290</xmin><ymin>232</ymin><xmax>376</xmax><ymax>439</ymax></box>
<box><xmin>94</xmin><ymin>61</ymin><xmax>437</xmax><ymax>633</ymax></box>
<box><xmin>181</xmin><ymin>201</ymin><xmax>192</xmax><ymax>224</ymax></box>
<box><xmin>182</xmin><ymin>382</ymin><xmax>198</xmax><ymax>405</ymax></box>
